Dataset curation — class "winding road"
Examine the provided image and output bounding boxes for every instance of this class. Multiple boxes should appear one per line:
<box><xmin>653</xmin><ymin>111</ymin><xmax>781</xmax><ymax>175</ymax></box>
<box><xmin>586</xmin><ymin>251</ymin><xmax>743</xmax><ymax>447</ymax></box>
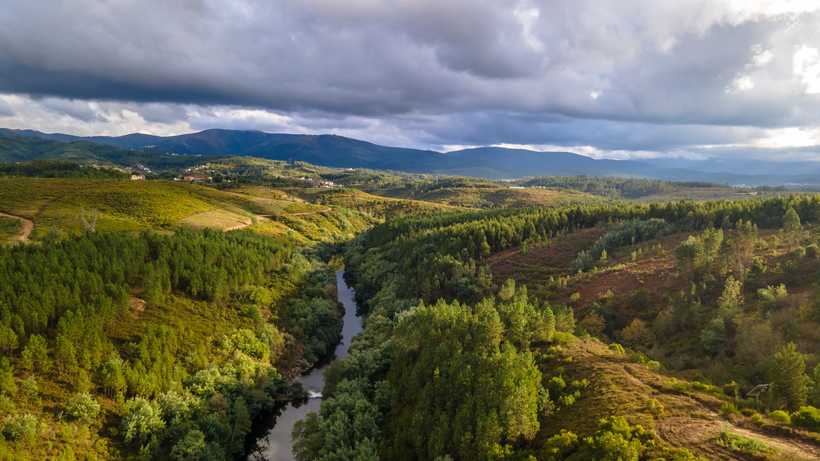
<box><xmin>0</xmin><ymin>212</ymin><xmax>33</xmax><ymax>242</ymax></box>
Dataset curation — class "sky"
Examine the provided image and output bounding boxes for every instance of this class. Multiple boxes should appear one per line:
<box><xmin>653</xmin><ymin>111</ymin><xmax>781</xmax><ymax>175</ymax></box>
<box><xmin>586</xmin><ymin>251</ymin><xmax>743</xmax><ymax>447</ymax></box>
<box><xmin>2</xmin><ymin>0</ymin><xmax>820</xmax><ymax>160</ymax></box>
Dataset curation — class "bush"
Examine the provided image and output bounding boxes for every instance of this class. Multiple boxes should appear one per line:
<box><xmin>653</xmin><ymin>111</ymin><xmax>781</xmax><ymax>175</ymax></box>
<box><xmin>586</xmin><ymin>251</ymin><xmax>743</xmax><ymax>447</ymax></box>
<box><xmin>805</xmin><ymin>243</ymin><xmax>819</xmax><ymax>259</ymax></box>
<box><xmin>63</xmin><ymin>393</ymin><xmax>101</xmax><ymax>423</ymax></box>
<box><xmin>1</xmin><ymin>413</ymin><xmax>38</xmax><ymax>441</ymax></box>
<box><xmin>768</xmin><ymin>410</ymin><xmax>791</xmax><ymax>425</ymax></box>
<box><xmin>791</xmin><ymin>405</ymin><xmax>820</xmax><ymax>432</ymax></box>
<box><xmin>647</xmin><ymin>398</ymin><xmax>665</xmax><ymax>417</ymax></box>
<box><xmin>609</xmin><ymin>343</ymin><xmax>626</xmax><ymax>355</ymax></box>
<box><xmin>715</xmin><ymin>430</ymin><xmax>771</xmax><ymax>454</ymax></box>
<box><xmin>720</xmin><ymin>402</ymin><xmax>740</xmax><ymax>417</ymax></box>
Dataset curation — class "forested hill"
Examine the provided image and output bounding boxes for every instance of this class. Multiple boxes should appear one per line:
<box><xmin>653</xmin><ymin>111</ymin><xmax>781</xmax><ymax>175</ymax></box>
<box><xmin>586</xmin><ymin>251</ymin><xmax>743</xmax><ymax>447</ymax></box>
<box><xmin>7</xmin><ymin>128</ymin><xmax>816</xmax><ymax>184</ymax></box>
<box><xmin>294</xmin><ymin>195</ymin><xmax>820</xmax><ymax>460</ymax></box>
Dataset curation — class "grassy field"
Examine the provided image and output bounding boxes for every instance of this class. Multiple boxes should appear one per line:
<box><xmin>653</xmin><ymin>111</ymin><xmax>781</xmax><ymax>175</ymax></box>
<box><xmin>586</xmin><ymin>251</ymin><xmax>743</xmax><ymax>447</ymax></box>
<box><xmin>374</xmin><ymin>183</ymin><xmax>601</xmax><ymax>208</ymax></box>
<box><xmin>291</xmin><ymin>188</ymin><xmax>463</xmax><ymax>217</ymax></box>
<box><xmin>0</xmin><ymin>215</ymin><xmax>21</xmax><ymax>243</ymax></box>
<box><xmin>0</xmin><ymin>177</ymin><xmax>381</xmax><ymax>243</ymax></box>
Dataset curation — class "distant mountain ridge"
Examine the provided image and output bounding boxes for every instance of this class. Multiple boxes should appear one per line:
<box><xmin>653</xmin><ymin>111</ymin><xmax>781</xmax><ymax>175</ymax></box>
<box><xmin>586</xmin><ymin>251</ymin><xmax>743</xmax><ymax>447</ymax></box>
<box><xmin>2</xmin><ymin>127</ymin><xmax>820</xmax><ymax>185</ymax></box>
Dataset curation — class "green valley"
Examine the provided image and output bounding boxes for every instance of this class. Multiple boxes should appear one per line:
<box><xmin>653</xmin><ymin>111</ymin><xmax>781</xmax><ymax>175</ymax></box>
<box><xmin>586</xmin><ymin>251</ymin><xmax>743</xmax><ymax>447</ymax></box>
<box><xmin>0</xmin><ymin>162</ymin><xmax>819</xmax><ymax>461</ymax></box>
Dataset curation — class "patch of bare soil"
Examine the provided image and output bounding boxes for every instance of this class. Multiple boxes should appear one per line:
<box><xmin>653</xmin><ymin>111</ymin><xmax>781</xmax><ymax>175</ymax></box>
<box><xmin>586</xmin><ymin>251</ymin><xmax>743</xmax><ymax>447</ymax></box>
<box><xmin>129</xmin><ymin>296</ymin><xmax>146</xmax><ymax>318</ymax></box>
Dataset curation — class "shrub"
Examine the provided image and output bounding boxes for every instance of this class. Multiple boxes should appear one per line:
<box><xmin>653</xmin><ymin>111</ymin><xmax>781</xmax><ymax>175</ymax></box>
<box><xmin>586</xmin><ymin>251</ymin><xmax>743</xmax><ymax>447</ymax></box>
<box><xmin>805</xmin><ymin>243</ymin><xmax>819</xmax><ymax>259</ymax></box>
<box><xmin>647</xmin><ymin>398</ymin><xmax>665</xmax><ymax>417</ymax></box>
<box><xmin>720</xmin><ymin>402</ymin><xmax>740</xmax><ymax>417</ymax></box>
<box><xmin>540</xmin><ymin>430</ymin><xmax>579</xmax><ymax>460</ymax></box>
<box><xmin>20</xmin><ymin>376</ymin><xmax>39</xmax><ymax>402</ymax></box>
<box><xmin>691</xmin><ymin>381</ymin><xmax>722</xmax><ymax>395</ymax></box>
<box><xmin>64</xmin><ymin>393</ymin><xmax>101</xmax><ymax>423</ymax></box>
<box><xmin>758</xmin><ymin>284</ymin><xmax>788</xmax><ymax>306</ymax></box>
<box><xmin>715</xmin><ymin>430</ymin><xmax>771</xmax><ymax>454</ymax></box>
<box><xmin>1</xmin><ymin>413</ymin><xmax>38</xmax><ymax>441</ymax></box>
<box><xmin>609</xmin><ymin>343</ymin><xmax>626</xmax><ymax>355</ymax></box>
<box><xmin>768</xmin><ymin>410</ymin><xmax>791</xmax><ymax>425</ymax></box>
<box><xmin>740</xmin><ymin>408</ymin><xmax>756</xmax><ymax>417</ymax></box>
<box><xmin>791</xmin><ymin>406</ymin><xmax>820</xmax><ymax>432</ymax></box>
<box><xmin>790</xmin><ymin>247</ymin><xmax>806</xmax><ymax>259</ymax></box>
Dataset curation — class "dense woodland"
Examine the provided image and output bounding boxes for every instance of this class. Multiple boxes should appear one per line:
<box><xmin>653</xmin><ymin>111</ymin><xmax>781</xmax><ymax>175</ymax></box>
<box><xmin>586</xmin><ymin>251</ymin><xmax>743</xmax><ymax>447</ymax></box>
<box><xmin>2</xmin><ymin>165</ymin><xmax>820</xmax><ymax>460</ymax></box>
<box><xmin>0</xmin><ymin>229</ymin><xmax>345</xmax><ymax>459</ymax></box>
<box><xmin>294</xmin><ymin>195</ymin><xmax>820</xmax><ymax>460</ymax></box>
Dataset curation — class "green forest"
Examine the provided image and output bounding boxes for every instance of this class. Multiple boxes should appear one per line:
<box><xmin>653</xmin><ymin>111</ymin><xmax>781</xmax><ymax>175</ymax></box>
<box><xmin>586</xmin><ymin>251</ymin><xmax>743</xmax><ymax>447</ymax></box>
<box><xmin>294</xmin><ymin>195</ymin><xmax>820</xmax><ymax>460</ymax></box>
<box><xmin>1</xmin><ymin>170</ymin><xmax>819</xmax><ymax>460</ymax></box>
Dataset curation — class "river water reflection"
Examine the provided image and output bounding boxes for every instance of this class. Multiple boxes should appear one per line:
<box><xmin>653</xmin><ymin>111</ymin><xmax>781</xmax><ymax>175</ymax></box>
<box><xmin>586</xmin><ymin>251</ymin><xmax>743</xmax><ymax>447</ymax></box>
<box><xmin>253</xmin><ymin>270</ymin><xmax>362</xmax><ymax>461</ymax></box>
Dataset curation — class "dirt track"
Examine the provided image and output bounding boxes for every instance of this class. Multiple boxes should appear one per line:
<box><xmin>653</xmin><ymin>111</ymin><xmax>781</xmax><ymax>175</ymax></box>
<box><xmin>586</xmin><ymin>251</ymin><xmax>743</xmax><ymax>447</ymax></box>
<box><xmin>0</xmin><ymin>211</ymin><xmax>33</xmax><ymax>242</ymax></box>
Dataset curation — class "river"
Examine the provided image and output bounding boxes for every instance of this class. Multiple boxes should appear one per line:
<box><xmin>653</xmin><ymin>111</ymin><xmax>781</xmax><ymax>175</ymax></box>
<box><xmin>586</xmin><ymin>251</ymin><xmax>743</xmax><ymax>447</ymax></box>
<box><xmin>252</xmin><ymin>270</ymin><xmax>363</xmax><ymax>460</ymax></box>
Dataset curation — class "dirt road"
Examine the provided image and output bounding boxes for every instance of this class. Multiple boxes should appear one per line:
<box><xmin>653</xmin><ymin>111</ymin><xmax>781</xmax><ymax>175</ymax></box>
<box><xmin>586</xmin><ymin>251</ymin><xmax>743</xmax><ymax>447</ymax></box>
<box><xmin>0</xmin><ymin>211</ymin><xmax>33</xmax><ymax>242</ymax></box>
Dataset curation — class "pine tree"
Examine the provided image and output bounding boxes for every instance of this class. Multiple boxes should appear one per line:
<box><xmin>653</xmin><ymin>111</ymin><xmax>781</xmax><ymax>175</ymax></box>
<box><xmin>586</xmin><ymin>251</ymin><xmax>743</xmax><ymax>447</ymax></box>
<box><xmin>717</xmin><ymin>276</ymin><xmax>743</xmax><ymax>317</ymax></box>
<box><xmin>230</xmin><ymin>397</ymin><xmax>252</xmax><ymax>456</ymax></box>
<box><xmin>783</xmin><ymin>207</ymin><xmax>802</xmax><ymax>233</ymax></box>
<box><xmin>770</xmin><ymin>342</ymin><xmax>808</xmax><ymax>410</ymax></box>
<box><xmin>782</xmin><ymin>207</ymin><xmax>802</xmax><ymax>250</ymax></box>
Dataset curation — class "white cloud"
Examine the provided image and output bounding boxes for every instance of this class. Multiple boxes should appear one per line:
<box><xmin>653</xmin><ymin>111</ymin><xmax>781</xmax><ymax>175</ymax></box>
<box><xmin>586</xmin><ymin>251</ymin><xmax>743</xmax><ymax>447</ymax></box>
<box><xmin>726</xmin><ymin>75</ymin><xmax>755</xmax><ymax>93</ymax></box>
<box><xmin>751</xmin><ymin>45</ymin><xmax>774</xmax><ymax>66</ymax></box>
<box><xmin>753</xmin><ymin>126</ymin><xmax>820</xmax><ymax>148</ymax></box>
<box><xmin>794</xmin><ymin>45</ymin><xmax>820</xmax><ymax>94</ymax></box>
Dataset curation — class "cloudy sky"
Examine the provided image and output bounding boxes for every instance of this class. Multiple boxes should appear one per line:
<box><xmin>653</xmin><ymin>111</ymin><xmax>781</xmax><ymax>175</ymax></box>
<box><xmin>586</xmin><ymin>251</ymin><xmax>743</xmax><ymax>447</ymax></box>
<box><xmin>2</xmin><ymin>0</ymin><xmax>820</xmax><ymax>160</ymax></box>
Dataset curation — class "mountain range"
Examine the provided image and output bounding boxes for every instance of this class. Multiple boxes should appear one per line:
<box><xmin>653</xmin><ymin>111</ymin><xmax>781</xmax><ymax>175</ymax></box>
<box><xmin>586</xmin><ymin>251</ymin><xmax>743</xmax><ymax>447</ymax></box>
<box><xmin>1</xmin><ymin>127</ymin><xmax>819</xmax><ymax>186</ymax></box>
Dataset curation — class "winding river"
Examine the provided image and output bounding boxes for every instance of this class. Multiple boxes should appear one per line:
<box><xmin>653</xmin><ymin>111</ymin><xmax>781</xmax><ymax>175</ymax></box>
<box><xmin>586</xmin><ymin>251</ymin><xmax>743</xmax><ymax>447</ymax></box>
<box><xmin>253</xmin><ymin>270</ymin><xmax>363</xmax><ymax>460</ymax></box>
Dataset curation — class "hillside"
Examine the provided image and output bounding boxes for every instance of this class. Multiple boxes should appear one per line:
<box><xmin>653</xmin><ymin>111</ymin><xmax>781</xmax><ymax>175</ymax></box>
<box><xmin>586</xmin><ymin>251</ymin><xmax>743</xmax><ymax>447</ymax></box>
<box><xmin>0</xmin><ymin>174</ymin><xmax>467</xmax><ymax>459</ymax></box>
<box><xmin>10</xmin><ymin>128</ymin><xmax>814</xmax><ymax>185</ymax></box>
<box><xmin>291</xmin><ymin>197</ymin><xmax>820</xmax><ymax>460</ymax></box>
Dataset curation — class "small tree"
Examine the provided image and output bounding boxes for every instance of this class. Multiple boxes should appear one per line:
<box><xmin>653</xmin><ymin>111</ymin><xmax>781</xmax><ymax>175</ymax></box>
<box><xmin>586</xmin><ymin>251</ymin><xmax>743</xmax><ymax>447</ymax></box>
<box><xmin>717</xmin><ymin>276</ymin><xmax>743</xmax><ymax>317</ymax></box>
<box><xmin>63</xmin><ymin>393</ymin><xmax>101</xmax><ymax>423</ymax></box>
<box><xmin>580</xmin><ymin>312</ymin><xmax>606</xmax><ymax>337</ymax></box>
<box><xmin>0</xmin><ymin>324</ymin><xmax>18</xmax><ymax>353</ymax></box>
<box><xmin>541</xmin><ymin>306</ymin><xmax>556</xmax><ymax>342</ymax></box>
<box><xmin>782</xmin><ymin>207</ymin><xmax>802</xmax><ymax>249</ymax></box>
<box><xmin>0</xmin><ymin>358</ymin><xmax>16</xmax><ymax>396</ymax></box>
<box><xmin>783</xmin><ymin>207</ymin><xmax>802</xmax><ymax>233</ymax></box>
<box><xmin>20</xmin><ymin>335</ymin><xmax>50</xmax><ymax>373</ymax></box>
<box><xmin>55</xmin><ymin>335</ymin><xmax>78</xmax><ymax>377</ymax></box>
<box><xmin>498</xmin><ymin>278</ymin><xmax>516</xmax><ymax>301</ymax></box>
<box><xmin>620</xmin><ymin>319</ymin><xmax>653</xmax><ymax>348</ymax></box>
<box><xmin>729</xmin><ymin>220</ymin><xmax>758</xmax><ymax>278</ymax></box>
<box><xmin>770</xmin><ymin>342</ymin><xmax>808</xmax><ymax>411</ymax></box>
<box><xmin>121</xmin><ymin>397</ymin><xmax>165</xmax><ymax>447</ymax></box>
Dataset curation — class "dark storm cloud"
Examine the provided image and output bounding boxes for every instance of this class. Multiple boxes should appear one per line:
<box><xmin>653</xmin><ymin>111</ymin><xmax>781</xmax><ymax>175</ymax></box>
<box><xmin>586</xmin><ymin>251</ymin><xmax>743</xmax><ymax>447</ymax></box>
<box><xmin>2</xmin><ymin>1</ymin><xmax>820</xmax><ymax>155</ymax></box>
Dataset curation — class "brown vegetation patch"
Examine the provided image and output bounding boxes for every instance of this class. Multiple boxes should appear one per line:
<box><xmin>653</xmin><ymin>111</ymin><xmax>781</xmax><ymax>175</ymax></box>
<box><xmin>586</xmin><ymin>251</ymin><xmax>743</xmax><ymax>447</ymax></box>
<box><xmin>539</xmin><ymin>339</ymin><xmax>820</xmax><ymax>460</ymax></box>
<box><xmin>488</xmin><ymin>227</ymin><xmax>605</xmax><ymax>283</ymax></box>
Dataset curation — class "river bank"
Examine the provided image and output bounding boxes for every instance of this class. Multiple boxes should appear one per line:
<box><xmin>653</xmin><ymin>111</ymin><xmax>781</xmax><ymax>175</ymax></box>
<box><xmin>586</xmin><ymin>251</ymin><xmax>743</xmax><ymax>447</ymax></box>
<box><xmin>250</xmin><ymin>270</ymin><xmax>363</xmax><ymax>460</ymax></box>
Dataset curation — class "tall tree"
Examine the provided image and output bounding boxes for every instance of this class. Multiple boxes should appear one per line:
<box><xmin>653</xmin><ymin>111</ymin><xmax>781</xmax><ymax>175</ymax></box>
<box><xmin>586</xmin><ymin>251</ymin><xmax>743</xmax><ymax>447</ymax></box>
<box><xmin>782</xmin><ymin>207</ymin><xmax>802</xmax><ymax>250</ymax></box>
<box><xmin>385</xmin><ymin>299</ymin><xmax>543</xmax><ymax>461</ymax></box>
<box><xmin>770</xmin><ymin>342</ymin><xmax>808</xmax><ymax>411</ymax></box>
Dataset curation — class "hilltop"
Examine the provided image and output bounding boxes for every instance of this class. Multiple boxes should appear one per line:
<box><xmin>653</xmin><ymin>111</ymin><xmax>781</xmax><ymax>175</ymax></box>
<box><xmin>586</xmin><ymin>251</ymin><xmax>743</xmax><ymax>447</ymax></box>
<box><xmin>5</xmin><ymin>128</ymin><xmax>820</xmax><ymax>185</ymax></box>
